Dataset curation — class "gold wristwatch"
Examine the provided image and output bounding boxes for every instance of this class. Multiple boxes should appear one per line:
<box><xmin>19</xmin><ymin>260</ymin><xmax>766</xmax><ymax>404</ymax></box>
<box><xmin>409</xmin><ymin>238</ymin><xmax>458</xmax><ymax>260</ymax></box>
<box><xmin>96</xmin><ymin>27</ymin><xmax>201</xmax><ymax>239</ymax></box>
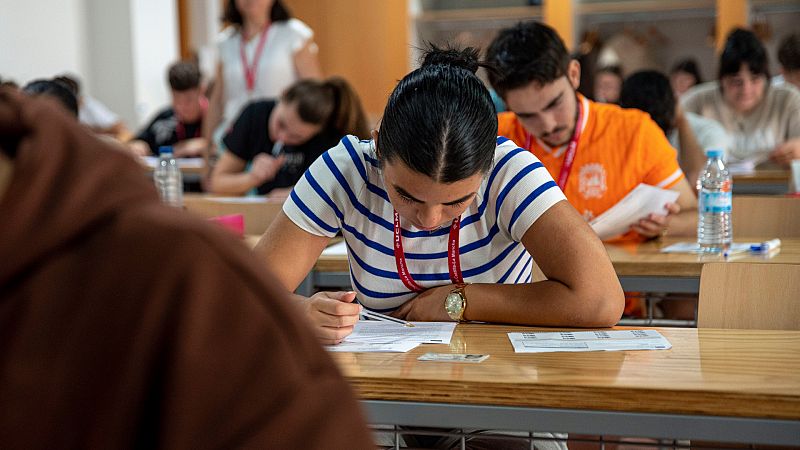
<box><xmin>444</xmin><ymin>284</ymin><xmax>468</xmax><ymax>322</ymax></box>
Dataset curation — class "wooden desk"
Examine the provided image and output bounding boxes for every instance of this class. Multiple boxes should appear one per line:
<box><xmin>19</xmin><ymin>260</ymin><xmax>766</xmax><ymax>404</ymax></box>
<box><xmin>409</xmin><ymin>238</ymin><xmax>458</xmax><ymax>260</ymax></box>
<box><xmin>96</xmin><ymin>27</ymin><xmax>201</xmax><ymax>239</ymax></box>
<box><xmin>606</xmin><ymin>236</ymin><xmax>800</xmax><ymax>293</ymax></box>
<box><xmin>733</xmin><ymin>169</ymin><xmax>791</xmax><ymax>195</ymax></box>
<box><xmin>332</xmin><ymin>324</ymin><xmax>800</xmax><ymax>445</ymax></box>
<box><xmin>300</xmin><ymin>237</ymin><xmax>800</xmax><ymax>295</ymax></box>
<box><xmin>184</xmin><ymin>194</ymin><xmax>284</xmax><ymax>235</ymax></box>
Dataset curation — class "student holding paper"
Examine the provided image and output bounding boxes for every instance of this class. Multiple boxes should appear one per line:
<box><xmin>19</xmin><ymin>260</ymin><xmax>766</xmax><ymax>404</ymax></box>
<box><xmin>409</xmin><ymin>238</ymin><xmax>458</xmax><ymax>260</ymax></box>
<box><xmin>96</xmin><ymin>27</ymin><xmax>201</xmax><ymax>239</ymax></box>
<box><xmin>256</xmin><ymin>45</ymin><xmax>624</xmax><ymax>345</ymax></box>
<box><xmin>487</xmin><ymin>22</ymin><xmax>697</xmax><ymax>243</ymax></box>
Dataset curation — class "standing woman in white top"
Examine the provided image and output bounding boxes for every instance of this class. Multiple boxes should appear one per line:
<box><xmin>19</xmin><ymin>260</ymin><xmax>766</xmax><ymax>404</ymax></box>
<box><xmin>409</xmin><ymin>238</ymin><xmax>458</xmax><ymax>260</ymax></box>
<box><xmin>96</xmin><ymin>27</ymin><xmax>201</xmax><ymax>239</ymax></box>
<box><xmin>204</xmin><ymin>0</ymin><xmax>322</xmax><ymax>154</ymax></box>
<box><xmin>256</xmin><ymin>46</ymin><xmax>624</xmax><ymax>345</ymax></box>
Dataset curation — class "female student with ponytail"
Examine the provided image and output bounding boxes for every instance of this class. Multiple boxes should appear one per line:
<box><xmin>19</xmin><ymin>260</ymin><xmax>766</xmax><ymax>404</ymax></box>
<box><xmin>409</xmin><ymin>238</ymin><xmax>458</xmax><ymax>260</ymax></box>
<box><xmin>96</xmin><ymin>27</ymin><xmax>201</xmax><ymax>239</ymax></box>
<box><xmin>256</xmin><ymin>46</ymin><xmax>624</xmax><ymax>344</ymax></box>
<box><xmin>209</xmin><ymin>76</ymin><xmax>369</xmax><ymax>196</ymax></box>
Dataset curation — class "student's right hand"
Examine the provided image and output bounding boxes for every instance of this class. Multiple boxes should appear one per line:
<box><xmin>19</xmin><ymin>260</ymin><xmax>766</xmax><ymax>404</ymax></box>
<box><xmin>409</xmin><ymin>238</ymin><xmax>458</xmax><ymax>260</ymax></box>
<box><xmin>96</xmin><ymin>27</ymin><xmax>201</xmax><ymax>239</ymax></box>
<box><xmin>302</xmin><ymin>291</ymin><xmax>361</xmax><ymax>345</ymax></box>
<box><xmin>249</xmin><ymin>153</ymin><xmax>287</xmax><ymax>185</ymax></box>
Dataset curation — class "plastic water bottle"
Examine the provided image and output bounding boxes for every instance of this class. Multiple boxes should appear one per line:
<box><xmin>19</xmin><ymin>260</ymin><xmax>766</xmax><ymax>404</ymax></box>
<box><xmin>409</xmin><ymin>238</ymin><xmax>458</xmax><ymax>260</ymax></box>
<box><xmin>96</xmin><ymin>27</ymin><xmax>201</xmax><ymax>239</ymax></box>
<box><xmin>697</xmin><ymin>148</ymin><xmax>732</xmax><ymax>251</ymax></box>
<box><xmin>153</xmin><ymin>146</ymin><xmax>183</xmax><ymax>207</ymax></box>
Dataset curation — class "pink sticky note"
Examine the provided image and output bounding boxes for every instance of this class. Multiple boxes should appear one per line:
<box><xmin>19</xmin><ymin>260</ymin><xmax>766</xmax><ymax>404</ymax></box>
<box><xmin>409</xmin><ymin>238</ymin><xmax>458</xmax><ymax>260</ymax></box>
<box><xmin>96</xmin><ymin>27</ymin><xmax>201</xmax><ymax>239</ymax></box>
<box><xmin>208</xmin><ymin>214</ymin><xmax>244</xmax><ymax>238</ymax></box>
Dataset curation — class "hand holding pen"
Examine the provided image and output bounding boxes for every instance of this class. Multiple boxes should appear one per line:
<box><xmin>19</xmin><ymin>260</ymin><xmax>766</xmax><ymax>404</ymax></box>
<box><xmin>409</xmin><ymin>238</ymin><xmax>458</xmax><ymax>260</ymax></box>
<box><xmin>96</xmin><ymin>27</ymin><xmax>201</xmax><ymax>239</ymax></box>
<box><xmin>304</xmin><ymin>291</ymin><xmax>361</xmax><ymax>345</ymax></box>
<box><xmin>360</xmin><ymin>308</ymin><xmax>415</xmax><ymax>327</ymax></box>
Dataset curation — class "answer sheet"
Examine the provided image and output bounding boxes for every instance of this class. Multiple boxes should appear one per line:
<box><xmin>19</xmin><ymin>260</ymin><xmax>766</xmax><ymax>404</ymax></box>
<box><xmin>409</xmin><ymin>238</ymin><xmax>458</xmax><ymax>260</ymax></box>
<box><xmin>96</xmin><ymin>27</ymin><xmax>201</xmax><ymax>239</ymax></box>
<box><xmin>327</xmin><ymin>321</ymin><xmax>457</xmax><ymax>353</ymax></box>
<box><xmin>508</xmin><ymin>329</ymin><xmax>672</xmax><ymax>353</ymax></box>
<box><xmin>327</xmin><ymin>341</ymin><xmax>420</xmax><ymax>353</ymax></box>
<box><xmin>589</xmin><ymin>184</ymin><xmax>679</xmax><ymax>240</ymax></box>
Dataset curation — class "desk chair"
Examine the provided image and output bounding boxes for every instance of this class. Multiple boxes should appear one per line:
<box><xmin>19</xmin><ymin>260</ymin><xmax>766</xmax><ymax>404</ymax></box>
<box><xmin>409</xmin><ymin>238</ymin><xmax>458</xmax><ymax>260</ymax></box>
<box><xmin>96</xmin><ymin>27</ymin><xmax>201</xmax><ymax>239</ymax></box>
<box><xmin>183</xmin><ymin>196</ymin><xmax>283</xmax><ymax>235</ymax></box>
<box><xmin>732</xmin><ymin>196</ymin><xmax>800</xmax><ymax>237</ymax></box>
<box><xmin>698</xmin><ymin>263</ymin><xmax>800</xmax><ymax>330</ymax></box>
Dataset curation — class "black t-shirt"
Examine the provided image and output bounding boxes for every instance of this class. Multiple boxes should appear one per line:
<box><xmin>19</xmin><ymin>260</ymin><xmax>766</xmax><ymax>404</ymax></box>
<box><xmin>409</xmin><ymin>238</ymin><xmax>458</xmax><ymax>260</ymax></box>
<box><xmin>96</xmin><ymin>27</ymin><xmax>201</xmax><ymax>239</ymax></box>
<box><xmin>134</xmin><ymin>107</ymin><xmax>203</xmax><ymax>154</ymax></box>
<box><xmin>222</xmin><ymin>100</ymin><xmax>340</xmax><ymax>195</ymax></box>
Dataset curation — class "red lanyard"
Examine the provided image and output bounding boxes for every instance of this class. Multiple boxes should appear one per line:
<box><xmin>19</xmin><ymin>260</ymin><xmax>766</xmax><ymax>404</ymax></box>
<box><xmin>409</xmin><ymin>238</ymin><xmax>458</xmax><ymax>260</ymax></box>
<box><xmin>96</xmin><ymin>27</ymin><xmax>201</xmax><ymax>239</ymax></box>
<box><xmin>175</xmin><ymin>97</ymin><xmax>207</xmax><ymax>141</ymax></box>
<box><xmin>393</xmin><ymin>211</ymin><xmax>463</xmax><ymax>293</ymax></box>
<box><xmin>239</xmin><ymin>25</ymin><xmax>270</xmax><ymax>92</ymax></box>
<box><xmin>524</xmin><ymin>98</ymin><xmax>584</xmax><ymax>190</ymax></box>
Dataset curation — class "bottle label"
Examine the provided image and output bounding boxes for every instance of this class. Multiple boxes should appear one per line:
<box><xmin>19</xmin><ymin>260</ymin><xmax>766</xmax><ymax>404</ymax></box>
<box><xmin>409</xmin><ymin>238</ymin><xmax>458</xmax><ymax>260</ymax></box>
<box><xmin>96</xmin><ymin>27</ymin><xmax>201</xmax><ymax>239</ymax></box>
<box><xmin>700</xmin><ymin>191</ymin><xmax>732</xmax><ymax>213</ymax></box>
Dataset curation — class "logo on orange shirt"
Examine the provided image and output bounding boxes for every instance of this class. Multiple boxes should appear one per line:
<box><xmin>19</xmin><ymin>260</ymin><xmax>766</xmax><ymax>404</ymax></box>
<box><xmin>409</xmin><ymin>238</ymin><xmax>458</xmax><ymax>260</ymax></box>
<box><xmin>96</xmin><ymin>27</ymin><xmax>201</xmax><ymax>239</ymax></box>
<box><xmin>578</xmin><ymin>163</ymin><xmax>607</xmax><ymax>199</ymax></box>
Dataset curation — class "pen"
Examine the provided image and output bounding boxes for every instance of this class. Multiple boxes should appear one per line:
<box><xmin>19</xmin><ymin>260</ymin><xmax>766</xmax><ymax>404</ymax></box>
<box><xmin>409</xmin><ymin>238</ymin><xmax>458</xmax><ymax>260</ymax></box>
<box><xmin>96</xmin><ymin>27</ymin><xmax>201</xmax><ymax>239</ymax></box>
<box><xmin>360</xmin><ymin>309</ymin><xmax>415</xmax><ymax>327</ymax></box>
<box><xmin>270</xmin><ymin>141</ymin><xmax>284</xmax><ymax>157</ymax></box>
<box><xmin>750</xmin><ymin>238</ymin><xmax>781</xmax><ymax>253</ymax></box>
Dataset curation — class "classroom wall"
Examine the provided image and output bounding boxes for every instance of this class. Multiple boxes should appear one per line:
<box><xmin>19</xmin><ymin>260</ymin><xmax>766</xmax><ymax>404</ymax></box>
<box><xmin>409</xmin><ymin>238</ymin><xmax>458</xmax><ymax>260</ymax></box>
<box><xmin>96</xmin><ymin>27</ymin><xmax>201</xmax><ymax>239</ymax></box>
<box><xmin>130</xmin><ymin>0</ymin><xmax>180</xmax><ymax>126</ymax></box>
<box><xmin>0</xmin><ymin>0</ymin><xmax>179</xmax><ymax>130</ymax></box>
<box><xmin>0</xmin><ymin>0</ymin><xmax>89</xmax><ymax>87</ymax></box>
<box><xmin>84</xmin><ymin>0</ymin><xmax>178</xmax><ymax>129</ymax></box>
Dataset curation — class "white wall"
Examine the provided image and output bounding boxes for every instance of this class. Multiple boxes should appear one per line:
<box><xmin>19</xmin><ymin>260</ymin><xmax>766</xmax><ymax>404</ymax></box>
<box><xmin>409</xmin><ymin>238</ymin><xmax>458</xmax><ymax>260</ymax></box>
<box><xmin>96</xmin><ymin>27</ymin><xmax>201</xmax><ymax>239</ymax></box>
<box><xmin>0</xmin><ymin>0</ymin><xmax>88</xmax><ymax>86</ymax></box>
<box><xmin>0</xmin><ymin>0</ymin><xmax>178</xmax><ymax>129</ymax></box>
<box><xmin>190</xmin><ymin>0</ymin><xmax>223</xmax><ymax>83</ymax></box>
<box><xmin>130</xmin><ymin>0</ymin><xmax>179</xmax><ymax>126</ymax></box>
<box><xmin>83</xmin><ymin>0</ymin><xmax>138</xmax><ymax>127</ymax></box>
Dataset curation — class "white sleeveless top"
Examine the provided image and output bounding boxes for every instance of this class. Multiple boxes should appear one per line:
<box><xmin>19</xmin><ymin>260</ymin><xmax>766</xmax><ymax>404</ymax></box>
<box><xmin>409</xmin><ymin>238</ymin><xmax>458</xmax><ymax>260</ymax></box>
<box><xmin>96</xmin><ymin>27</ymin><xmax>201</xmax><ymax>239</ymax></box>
<box><xmin>217</xmin><ymin>18</ymin><xmax>313</xmax><ymax>133</ymax></box>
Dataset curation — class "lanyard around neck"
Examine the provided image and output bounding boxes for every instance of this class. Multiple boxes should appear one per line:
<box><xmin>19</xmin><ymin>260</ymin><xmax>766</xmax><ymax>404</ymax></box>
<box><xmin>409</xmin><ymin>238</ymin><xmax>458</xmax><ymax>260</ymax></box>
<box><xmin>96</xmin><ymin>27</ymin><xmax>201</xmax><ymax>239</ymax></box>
<box><xmin>239</xmin><ymin>25</ymin><xmax>270</xmax><ymax>92</ymax></box>
<box><xmin>393</xmin><ymin>210</ymin><xmax>463</xmax><ymax>293</ymax></box>
<box><xmin>523</xmin><ymin>97</ymin><xmax>585</xmax><ymax>190</ymax></box>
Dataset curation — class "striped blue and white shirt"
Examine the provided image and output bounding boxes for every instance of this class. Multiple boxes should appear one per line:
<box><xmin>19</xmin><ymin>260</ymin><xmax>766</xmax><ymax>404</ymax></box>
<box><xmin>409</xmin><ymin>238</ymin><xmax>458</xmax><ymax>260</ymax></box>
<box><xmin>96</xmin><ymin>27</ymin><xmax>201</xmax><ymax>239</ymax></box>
<box><xmin>284</xmin><ymin>136</ymin><xmax>567</xmax><ymax>311</ymax></box>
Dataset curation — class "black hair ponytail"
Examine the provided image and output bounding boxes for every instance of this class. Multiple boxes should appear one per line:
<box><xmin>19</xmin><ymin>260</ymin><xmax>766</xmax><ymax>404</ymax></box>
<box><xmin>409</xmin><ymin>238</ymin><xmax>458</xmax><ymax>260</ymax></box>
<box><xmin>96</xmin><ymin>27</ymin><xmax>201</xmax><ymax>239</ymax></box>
<box><xmin>377</xmin><ymin>44</ymin><xmax>497</xmax><ymax>183</ymax></box>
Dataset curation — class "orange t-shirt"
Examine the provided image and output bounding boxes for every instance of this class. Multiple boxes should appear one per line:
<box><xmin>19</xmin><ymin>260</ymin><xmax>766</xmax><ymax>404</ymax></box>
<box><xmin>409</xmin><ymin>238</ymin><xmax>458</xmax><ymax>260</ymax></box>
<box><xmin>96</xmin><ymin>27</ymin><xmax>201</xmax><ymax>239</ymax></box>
<box><xmin>498</xmin><ymin>96</ymin><xmax>684</xmax><ymax>243</ymax></box>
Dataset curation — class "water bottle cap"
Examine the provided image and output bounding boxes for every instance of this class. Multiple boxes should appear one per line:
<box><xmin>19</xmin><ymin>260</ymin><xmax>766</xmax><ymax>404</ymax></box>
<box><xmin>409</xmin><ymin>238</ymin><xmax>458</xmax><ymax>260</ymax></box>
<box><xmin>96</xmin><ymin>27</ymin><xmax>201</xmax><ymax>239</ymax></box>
<box><xmin>705</xmin><ymin>148</ymin><xmax>724</xmax><ymax>158</ymax></box>
<box><xmin>158</xmin><ymin>145</ymin><xmax>174</xmax><ymax>155</ymax></box>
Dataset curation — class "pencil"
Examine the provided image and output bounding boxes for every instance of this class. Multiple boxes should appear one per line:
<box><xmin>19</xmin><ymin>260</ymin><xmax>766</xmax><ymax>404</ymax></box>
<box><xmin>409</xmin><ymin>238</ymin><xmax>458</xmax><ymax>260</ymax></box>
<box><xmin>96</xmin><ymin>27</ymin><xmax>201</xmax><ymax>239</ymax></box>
<box><xmin>360</xmin><ymin>309</ymin><xmax>415</xmax><ymax>327</ymax></box>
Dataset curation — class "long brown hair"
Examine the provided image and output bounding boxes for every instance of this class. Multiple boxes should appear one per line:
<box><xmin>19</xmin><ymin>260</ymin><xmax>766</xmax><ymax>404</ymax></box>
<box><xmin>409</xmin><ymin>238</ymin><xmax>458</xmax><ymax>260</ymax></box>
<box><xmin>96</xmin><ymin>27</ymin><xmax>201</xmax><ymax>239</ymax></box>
<box><xmin>282</xmin><ymin>77</ymin><xmax>370</xmax><ymax>139</ymax></box>
<box><xmin>223</xmin><ymin>0</ymin><xmax>290</xmax><ymax>26</ymax></box>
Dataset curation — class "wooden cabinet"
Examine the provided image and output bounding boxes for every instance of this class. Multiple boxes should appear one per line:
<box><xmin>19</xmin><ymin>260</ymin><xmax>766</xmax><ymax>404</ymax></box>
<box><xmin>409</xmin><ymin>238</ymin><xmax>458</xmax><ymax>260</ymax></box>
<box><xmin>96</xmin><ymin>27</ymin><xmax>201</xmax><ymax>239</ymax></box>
<box><xmin>286</xmin><ymin>0</ymin><xmax>411</xmax><ymax>123</ymax></box>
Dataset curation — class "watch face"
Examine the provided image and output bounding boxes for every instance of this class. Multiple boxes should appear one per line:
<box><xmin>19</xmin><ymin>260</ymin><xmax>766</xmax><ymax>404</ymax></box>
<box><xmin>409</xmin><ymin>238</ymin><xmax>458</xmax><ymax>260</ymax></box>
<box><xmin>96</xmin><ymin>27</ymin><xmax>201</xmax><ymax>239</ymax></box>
<box><xmin>445</xmin><ymin>292</ymin><xmax>462</xmax><ymax>314</ymax></box>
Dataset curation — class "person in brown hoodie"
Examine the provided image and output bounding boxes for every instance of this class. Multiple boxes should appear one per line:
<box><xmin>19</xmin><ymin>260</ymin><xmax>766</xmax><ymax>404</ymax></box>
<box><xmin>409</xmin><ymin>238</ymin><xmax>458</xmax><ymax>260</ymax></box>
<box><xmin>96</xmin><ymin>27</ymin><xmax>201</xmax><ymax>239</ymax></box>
<box><xmin>0</xmin><ymin>88</ymin><xmax>374</xmax><ymax>450</ymax></box>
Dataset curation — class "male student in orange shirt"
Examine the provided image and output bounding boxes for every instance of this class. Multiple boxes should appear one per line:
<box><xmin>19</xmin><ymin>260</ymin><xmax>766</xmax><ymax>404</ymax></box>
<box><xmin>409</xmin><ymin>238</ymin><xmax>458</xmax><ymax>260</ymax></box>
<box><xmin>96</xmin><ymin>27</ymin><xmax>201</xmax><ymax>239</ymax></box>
<box><xmin>487</xmin><ymin>22</ymin><xmax>697</xmax><ymax>242</ymax></box>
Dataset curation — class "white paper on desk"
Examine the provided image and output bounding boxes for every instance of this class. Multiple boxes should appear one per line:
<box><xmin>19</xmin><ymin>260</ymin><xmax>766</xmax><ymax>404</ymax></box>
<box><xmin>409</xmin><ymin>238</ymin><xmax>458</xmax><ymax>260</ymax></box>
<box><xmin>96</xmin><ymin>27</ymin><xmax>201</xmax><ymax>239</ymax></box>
<box><xmin>589</xmin><ymin>184</ymin><xmax>680</xmax><ymax>240</ymax></box>
<box><xmin>727</xmin><ymin>160</ymin><xmax>756</xmax><ymax>176</ymax></box>
<box><xmin>346</xmin><ymin>321</ymin><xmax>457</xmax><ymax>345</ymax></box>
<box><xmin>508</xmin><ymin>329</ymin><xmax>671</xmax><ymax>353</ymax></box>
<box><xmin>727</xmin><ymin>153</ymin><xmax>772</xmax><ymax>175</ymax></box>
<box><xmin>326</xmin><ymin>341</ymin><xmax>420</xmax><ymax>353</ymax></box>
<box><xmin>203</xmin><ymin>196</ymin><xmax>267</xmax><ymax>203</ymax></box>
<box><xmin>141</xmin><ymin>156</ymin><xmax>204</xmax><ymax>169</ymax></box>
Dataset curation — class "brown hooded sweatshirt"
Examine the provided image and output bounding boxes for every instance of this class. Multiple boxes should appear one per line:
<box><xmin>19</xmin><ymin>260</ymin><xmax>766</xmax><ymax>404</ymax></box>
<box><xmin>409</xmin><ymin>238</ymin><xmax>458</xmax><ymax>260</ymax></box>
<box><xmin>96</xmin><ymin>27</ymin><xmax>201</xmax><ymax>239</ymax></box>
<box><xmin>0</xmin><ymin>90</ymin><xmax>374</xmax><ymax>449</ymax></box>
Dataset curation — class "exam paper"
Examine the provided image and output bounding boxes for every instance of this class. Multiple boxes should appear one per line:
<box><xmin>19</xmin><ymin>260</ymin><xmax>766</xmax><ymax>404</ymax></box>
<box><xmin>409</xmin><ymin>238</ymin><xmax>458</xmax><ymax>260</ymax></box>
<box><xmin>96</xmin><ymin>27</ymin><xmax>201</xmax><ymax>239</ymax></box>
<box><xmin>326</xmin><ymin>321</ymin><xmax>457</xmax><ymax>352</ymax></box>
<box><xmin>589</xmin><ymin>184</ymin><xmax>680</xmax><ymax>240</ymax></box>
<box><xmin>347</xmin><ymin>321</ymin><xmax>457</xmax><ymax>345</ymax></box>
<box><xmin>508</xmin><ymin>329</ymin><xmax>672</xmax><ymax>353</ymax></box>
<box><xmin>326</xmin><ymin>341</ymin><xmax>420</xmax><ymax>353</ymax></box>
